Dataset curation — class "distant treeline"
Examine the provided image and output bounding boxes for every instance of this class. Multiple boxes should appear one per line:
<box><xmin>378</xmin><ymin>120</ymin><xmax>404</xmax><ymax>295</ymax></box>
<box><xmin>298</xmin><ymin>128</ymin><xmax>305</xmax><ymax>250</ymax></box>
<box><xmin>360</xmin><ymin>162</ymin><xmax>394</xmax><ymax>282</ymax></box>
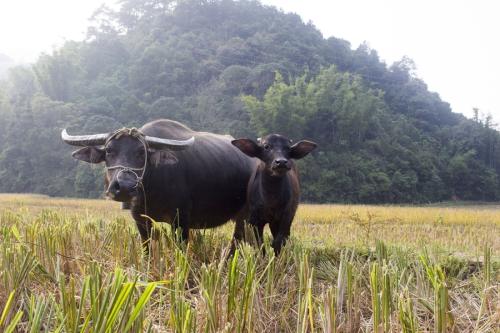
<box><xmin>0</xmin><ymin>0</ymin><xmax>499</xmax><ymax>203</ymax></box>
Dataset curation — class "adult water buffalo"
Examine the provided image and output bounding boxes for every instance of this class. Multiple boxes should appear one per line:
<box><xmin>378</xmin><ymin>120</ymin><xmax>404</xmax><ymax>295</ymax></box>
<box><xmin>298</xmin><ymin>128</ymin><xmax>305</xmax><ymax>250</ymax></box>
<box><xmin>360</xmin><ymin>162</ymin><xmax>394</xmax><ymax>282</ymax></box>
<box><xmin>62</xmin><ymin>119</ymin><xmax>256</xmax><ymax>245</ymax></box>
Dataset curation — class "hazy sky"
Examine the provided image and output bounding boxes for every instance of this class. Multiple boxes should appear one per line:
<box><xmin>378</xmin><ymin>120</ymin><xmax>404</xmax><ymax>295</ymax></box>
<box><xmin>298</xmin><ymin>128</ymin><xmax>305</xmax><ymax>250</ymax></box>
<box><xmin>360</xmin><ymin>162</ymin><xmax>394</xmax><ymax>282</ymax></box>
<box><xmin>0</xmin><ymin>0</ymin><xmax>498</xmax><ymax>122</ymax></box>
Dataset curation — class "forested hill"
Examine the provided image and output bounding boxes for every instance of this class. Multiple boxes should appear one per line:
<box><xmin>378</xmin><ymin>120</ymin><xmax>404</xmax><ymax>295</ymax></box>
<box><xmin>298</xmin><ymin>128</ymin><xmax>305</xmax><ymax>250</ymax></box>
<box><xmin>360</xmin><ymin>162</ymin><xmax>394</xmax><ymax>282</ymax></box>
<box><xmin>0</xmin><ymin>0</ymin><xmax>498</xmax><ymax>203</ymax></box>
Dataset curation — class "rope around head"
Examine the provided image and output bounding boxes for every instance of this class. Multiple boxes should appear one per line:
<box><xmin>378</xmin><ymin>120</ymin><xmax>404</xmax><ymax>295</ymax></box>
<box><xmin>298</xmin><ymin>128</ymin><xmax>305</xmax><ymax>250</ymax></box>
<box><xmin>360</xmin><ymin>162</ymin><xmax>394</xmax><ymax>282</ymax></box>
<box><xmin>104</xmin><ymin>127</ymin><xmax>149</xmax><ymax>216</ymax></box>
<box><xmin>108</xmin><ymin>127</ymin><xmax>143</xmax><ymax>141</ymax></box>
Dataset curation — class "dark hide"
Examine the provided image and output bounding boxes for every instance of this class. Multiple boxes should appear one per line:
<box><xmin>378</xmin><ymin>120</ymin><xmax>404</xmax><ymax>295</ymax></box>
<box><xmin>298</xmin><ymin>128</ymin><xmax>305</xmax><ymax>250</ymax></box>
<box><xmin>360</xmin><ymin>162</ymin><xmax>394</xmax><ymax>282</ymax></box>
<box><xmin>71</xmin><ymin>119</ymin><xmax>256</xmax><ymax>245</ymax></box>
<box><xmin>232</xmin><ymin>134</ymin><xmax>317</xmax><ymax>254</ymax></box>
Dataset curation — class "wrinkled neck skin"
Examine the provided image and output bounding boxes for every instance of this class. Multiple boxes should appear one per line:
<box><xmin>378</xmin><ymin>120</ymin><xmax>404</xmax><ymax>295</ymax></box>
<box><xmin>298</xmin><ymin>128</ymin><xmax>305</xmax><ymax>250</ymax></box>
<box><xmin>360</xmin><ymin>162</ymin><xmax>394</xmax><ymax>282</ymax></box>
<box><xmin>262</xmin><ymin>165</ymin><xmax>287</xmax><ymax>184</ymax></box>
<box><xmin>127</xmin><ymin>162</ymin><xmax>179</xmax><ymax>221</ymax></box>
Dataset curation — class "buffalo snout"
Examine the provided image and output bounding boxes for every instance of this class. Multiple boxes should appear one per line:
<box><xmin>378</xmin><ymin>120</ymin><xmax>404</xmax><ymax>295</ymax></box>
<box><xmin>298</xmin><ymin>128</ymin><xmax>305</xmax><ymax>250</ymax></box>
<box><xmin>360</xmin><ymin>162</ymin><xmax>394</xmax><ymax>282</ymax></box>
<box><xmin>106</xmin><ymin>170</ymin><xmax>141</xmax><ymax>201</ymax></box>
<box><xmin>272</xmin><ymin>158</ymin><xmax>291</xmax><ymax>171</ymax></box>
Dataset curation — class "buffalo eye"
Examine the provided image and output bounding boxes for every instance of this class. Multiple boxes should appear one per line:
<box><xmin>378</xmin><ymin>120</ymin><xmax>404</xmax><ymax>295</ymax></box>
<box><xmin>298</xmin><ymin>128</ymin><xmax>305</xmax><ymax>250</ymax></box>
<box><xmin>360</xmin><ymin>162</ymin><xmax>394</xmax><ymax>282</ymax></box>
<box><xmin>263</xmin><ymin>144</ymin><xmax>271</xmax><ymax>150</ymax></box>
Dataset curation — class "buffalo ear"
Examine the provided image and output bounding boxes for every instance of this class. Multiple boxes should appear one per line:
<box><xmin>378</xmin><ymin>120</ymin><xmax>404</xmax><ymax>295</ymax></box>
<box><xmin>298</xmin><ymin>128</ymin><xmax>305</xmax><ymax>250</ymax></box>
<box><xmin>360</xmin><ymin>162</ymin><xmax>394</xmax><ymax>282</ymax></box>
<box><xmin>148</xmin><ymin>149</ymin><xmax>178</xmax><ymax>166</ymax></box>
<box><xmin>72</xmin><ymin>147</ymin><xmax>105</xmax><ymax>164</ymax></box>
<box><xmin>231</xmin><ymin>138</ymin><xmax>261</xmax><ymax>158</ymax></box>
<box><xmin>290</xmin><ymin>140</ymin><xmax>317</xmax><ymax>159</ymax></box>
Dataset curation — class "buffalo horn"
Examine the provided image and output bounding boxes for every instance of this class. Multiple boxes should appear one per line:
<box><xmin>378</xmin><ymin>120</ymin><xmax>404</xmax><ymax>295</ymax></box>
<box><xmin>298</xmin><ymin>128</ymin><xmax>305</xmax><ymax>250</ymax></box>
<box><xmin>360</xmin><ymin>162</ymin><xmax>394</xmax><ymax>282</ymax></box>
<box><xmin>61</xmin><ymin>129</ymin><xmax>109</xmax><ymax>146</ymax></box>
<box><xmin>145</xmin><ymin>136</ymin><xmax>195</xmax><ymax>150</ymax></box>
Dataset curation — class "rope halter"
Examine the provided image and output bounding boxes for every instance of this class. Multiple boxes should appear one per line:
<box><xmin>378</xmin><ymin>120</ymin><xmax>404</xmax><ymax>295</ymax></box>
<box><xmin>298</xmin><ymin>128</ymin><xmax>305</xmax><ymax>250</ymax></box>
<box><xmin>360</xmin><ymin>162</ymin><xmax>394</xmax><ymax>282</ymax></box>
<box><xmin>105</xmin><ymin>127</ymin><xmax>149</xmax><ymax>192</ymax></box>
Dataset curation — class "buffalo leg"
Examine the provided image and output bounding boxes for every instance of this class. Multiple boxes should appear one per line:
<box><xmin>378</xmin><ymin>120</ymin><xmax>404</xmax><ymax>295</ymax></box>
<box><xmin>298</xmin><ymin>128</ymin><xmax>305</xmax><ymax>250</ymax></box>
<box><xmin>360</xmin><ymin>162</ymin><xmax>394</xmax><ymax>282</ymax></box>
<box><xmin>232</xmin><ymin>218</ymin><xmax>245</xmax><ymax>242</ymax></box>
<box><xmin>248</xmin><ymin>212</ymin><xmax>265</xmax><ymax>245</ymax></box>
<box><xmin>136</xmin><ymin>219</ymin><xmax>152</xmax><ymax>243</ymax></box>
<box><xmin>254</xmin><ymin>224</ymin><xmax>264</xmax><ymax>247</ymax></box>
<box><xmin>271</xmin><ymin>218</ymin><xmax>292</xmax><ymax>255</ymax></box>
<box><xmin>247</xmin><ymin>212</ymin><xmax>267</xmax><ymax>256</ymax></box>
<box><xmin>230</xmin><ymin>217</ymin><xmax>246</xmax><ymax>254</ymax></box>
<box><xmin>172</xmin><ymin>208</ymin><xmax>190</xmax><ymax>243</ymax></box>
<box><xmin>255</xmin><ymin>224</ymin><xmax>267</xmax><ymax>256</ymax></box>
<box><xmin>232</xmin><ymin>205</ymin><xmax>249</xmax><ymax>242</ymax></box>
<box><xmin>132</xmin><ymin>207</ymin><xmax>154</xmax><ymax>252</ymax></box>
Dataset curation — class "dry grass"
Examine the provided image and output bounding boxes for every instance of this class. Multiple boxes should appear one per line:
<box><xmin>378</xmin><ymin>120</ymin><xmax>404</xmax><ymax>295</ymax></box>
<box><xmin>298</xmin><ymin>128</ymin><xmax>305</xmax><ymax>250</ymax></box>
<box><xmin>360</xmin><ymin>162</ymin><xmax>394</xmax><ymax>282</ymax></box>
<box><xmin>295</xmin><ymin>204</ymin><xmax>500</xmax><ymax>256</ymax></box>
<box><xmin>2</xmin><ymin>194</ymin><xmax>497</xmax><ymax>255</ymax></box>
<box><xmin>0</xmin><ymin>194</ymin><xmax>498</xmax><ymax>332</ymax></box>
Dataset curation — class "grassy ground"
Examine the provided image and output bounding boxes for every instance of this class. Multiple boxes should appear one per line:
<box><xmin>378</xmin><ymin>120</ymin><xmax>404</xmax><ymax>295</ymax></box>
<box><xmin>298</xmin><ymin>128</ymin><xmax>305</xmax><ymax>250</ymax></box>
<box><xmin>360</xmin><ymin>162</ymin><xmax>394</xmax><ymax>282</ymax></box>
<box><xmin>0</xmin><ymin>194</ymin><xmax>498</xmax><ymax>332</ymax></box>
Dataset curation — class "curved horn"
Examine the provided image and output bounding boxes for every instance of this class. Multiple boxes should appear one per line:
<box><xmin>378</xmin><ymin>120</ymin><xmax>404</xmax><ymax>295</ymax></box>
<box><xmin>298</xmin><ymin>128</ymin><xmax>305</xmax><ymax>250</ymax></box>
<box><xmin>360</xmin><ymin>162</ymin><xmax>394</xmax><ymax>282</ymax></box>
<box><xmin>145</xmin><ymin>136</ymin><xmax>195</xmax><ymax>150</ymax></box>
<box><xmin>61</xmin><ymin>129</ymin><xmax>109</xmax><ymax>147</ymax></box>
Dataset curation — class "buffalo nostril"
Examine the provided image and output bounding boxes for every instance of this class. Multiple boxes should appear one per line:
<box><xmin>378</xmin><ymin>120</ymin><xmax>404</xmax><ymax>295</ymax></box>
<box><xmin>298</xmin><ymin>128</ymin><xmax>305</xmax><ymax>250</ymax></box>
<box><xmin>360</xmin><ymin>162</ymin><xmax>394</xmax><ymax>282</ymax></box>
<box><xmin>110</xmin><ymin>181</ymin><xmax>121</xmax><ymax>195</ymax></box>
<box><xmin>275</xmin><ymin>159</ymin><xmax>287</xmax><ymax>166</ymax></box>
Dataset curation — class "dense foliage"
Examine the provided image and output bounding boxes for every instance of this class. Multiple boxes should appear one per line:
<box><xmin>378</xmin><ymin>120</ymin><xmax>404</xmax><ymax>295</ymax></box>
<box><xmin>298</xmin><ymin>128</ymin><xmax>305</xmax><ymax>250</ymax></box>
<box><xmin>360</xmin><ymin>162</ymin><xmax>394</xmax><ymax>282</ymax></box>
<box><xmin>0</xmin><ymin>0</ymin><xmax>499</xmax><ymax>203</ymax></box>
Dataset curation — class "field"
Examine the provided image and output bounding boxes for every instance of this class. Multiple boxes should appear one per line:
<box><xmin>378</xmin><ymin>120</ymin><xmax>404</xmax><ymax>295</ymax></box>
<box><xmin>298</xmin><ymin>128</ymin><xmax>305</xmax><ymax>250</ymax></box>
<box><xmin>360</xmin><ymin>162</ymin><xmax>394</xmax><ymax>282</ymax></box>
<box><xmin>0</xmin><ymin>194</ymin><xmax>498</xmax><ymax>332</ymax></box>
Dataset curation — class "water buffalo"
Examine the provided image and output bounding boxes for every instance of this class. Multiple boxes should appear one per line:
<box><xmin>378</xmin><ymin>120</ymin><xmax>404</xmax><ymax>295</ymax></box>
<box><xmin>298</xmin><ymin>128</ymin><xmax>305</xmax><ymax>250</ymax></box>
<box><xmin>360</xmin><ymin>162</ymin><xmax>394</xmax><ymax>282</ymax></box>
<box><xmin>232</xmin><ymin>134</ymin><xmax>317</xmax><ymax>254</ymax></box>
<box><xmin>62</xmin><ymin>119</ymin><xmax>255</xmax><ymax>245</ymax></box>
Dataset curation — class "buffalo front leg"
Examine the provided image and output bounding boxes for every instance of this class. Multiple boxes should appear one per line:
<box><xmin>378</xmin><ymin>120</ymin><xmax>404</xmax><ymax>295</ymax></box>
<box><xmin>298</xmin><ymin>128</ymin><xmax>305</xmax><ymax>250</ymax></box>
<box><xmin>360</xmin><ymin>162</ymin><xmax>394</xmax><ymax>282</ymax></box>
<box><xmin>171</xmin><ymin>208</ymin><xmax>190</xmax><ymax>243</ymax></box>
<box><xmin>230</xmin><ymin>217</ymin><xmax>245</xmax><ymax>255</ymax></box>
<box><xmin>247</xmin><ymin>212</ymin><xmax>266</xmax><ymax>254</ymax></box>
<box><xmin>231</xmin><ymin>204</ymin><xmax>250</xmax><ymax>253</ymax></box>
<box><xmin>132</xmin><ymin>211</ymin><xmax>154</xmax><ymax>254</ymax></box>
<box><xmin>135</xmin><ymin>218</ymin><xmax>153</xmax><ymax>243</ymax></box>
<box><xmin>270</xmin><ymin>217</ymin><xmax>292</xmax><ymax>255</ymax></box>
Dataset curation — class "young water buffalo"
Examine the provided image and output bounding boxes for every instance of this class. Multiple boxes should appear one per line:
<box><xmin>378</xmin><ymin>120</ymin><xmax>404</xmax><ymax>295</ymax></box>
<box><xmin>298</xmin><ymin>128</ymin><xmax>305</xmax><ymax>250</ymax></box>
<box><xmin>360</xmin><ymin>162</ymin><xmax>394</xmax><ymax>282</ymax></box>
<box><xmin>232</xmin><ymin>134</ymin><xmax>317</xmax><ymax>254</ymax></box>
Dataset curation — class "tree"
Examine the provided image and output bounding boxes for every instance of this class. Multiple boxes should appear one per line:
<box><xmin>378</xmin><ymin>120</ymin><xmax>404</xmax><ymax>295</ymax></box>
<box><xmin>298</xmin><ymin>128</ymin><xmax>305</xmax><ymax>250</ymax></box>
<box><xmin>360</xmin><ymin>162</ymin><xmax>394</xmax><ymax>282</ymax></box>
<box><xmin>0</xmin><ymin>0</ymin><xmax>498</xmax><ymax>203</ymax></box>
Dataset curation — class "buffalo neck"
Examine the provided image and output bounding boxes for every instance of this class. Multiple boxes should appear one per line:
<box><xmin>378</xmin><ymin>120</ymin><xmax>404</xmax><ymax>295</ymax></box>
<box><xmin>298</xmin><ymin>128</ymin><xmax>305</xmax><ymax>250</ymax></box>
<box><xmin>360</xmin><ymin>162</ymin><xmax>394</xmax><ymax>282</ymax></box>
<box><xmin>140</xmin><ymin>161</ymin><xmax>183</xmax><ymax>206</ymax></box>
<box><xmin>260</xmin><ymin>164</ymin><xmax>291</xmax><ymax>198</ymax></box>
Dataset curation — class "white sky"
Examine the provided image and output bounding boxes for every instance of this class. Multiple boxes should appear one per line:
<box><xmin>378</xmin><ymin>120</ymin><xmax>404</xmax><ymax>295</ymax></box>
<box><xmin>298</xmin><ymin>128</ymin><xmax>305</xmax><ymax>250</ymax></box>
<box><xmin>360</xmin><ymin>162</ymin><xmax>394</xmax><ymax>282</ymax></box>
<box><xmin>0</xmin><ymin>0</ymin><xmax>498</xmax><ymax>122</ymax></box>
